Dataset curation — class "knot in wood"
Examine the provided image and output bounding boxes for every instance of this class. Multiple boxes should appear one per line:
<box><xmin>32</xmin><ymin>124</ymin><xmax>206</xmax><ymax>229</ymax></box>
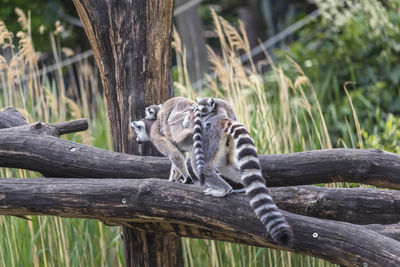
<box><xmin>30</xmin><ymin>122</ymin><xmax>59</xmax><ymax>137</ymax></box>
<box><xmin>136</xmin><ymin>182</ymin><xmax>154</xmax><ymax>200</ymax></box>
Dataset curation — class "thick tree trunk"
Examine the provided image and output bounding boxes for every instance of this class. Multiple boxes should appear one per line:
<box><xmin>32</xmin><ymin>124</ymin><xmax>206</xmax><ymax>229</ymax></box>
<box><xmin>72</xmin><ymin>1</ymin><xmax>182</xmax><ymax>266</ymax></box>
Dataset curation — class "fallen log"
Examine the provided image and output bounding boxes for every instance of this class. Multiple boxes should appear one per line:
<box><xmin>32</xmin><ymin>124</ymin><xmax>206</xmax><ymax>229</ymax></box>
<box><xmin>0</xmin><ymin>178</ymin><xmax>399</xmax><ymax>267</ymax></box>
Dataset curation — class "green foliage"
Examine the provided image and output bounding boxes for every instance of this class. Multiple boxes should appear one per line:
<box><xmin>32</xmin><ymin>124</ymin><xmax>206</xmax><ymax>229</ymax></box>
<box><xmin>276</xmin><ymin>0</ymin><xmax>400</xmax><ymax>144</ymax></box>
<box><xmin>0</xmin><ymin>0</ymin><xmax>80</xmax><ymax>50</ymax></box>
<box><xmin>363</xmin><ymin>113</ymin><xmax>400</xmax><ymax>153</ymax></box>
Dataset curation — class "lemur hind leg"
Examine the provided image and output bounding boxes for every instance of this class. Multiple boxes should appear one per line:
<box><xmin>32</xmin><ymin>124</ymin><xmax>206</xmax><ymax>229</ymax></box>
<box><xmin>151</xmin><ymin>120</ymin><xmax>192</xmax><ymax>183</ymax></box>
<box><xmin>169</xmin><ymin>165</ymin><xmax>181</xmax><ymax>182</ymax></box>
<box><xmin>191</xmin><ymin>155</ymin><xmax>232</xmax><ymax>197</ymax></box>
<box><xmin>202</xmin><ymin>166</ymin><xmax>233</xmax><ymax>197</ymax></box>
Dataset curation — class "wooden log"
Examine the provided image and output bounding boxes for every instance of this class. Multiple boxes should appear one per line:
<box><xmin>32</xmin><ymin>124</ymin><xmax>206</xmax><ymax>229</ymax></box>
<box><xmin>1</xmin><ymin>126</ymin><xmax>399</xmax><ymax>189</ymax></box>
<box><xmin>0</xmin><ymin>107</ymin><xmax>88</xmax><ymax>136</ymax></box>
<box><xmin>270</xmin><ymin>185</ymin><xmax>400</xmax><ymax>225</ymax></box>
<box><xmin>261</xmin><ymin>149</ymin><xmax>400</xmax><ymax>189</ymax></box>
<box><xmin>0</xmin><ymin>178</ymin><xmax>399</xmax><ymax>267</ymax></box>
<box><xmin>52</xmin><ymin>119</ymin><xmax>88</xmax><ymax>135</ymax></box>
<box><xmin>364</xmin><ymin>223</ymin><xmax>400</xmax><ymax>242</ymax></box>
<box><xmin>0</xmin><ymin>107</ymin><xmax>27</xmax><ymax>127</ymax></box>
<box><xmin>2</xmin><ymin>126</ymin><xmax>399</xmax><ymax>225</ymax></box>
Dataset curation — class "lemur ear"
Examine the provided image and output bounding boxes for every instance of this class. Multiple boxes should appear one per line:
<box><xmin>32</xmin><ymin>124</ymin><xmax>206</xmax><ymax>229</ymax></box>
<box><xmin>158</xmin><ymin>104</ymin><xmax>163</xmax><ymax>108</ymax></box>
<box><xmin>196</xmin><ymin>97</ymin><xmax>202</xmax><ymax>102</ymax></box>
<box><xmin>208</xmin><ymin>98</ymin><xmax>215</xmax><ymax>105</ymax></box>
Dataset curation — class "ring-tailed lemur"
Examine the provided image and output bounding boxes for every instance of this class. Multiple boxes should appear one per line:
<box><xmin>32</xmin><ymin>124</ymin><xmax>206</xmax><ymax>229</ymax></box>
<box><xmin>131</xmin><ymin>97</ymin><xmax>196</xmax><ymax>183</ymax></box>
<box><xmin>145</xmin><ymin>104</ymin><xmax>163</xmax><ymax>120</ymax></box>
<box><xmin>192</xmin><ymin>98</ymin><xmax>293</xmax><ymax>247</ymax></box>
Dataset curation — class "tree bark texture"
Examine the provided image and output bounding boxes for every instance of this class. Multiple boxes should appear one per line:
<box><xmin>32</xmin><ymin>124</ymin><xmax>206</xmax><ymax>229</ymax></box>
<box><xmin>269</xmin><ymin>185</ymin><xmax>400</xmax><ymax>225</ymax></box>
<box><xmin>1</xmin><ymin>125</ymin><xmax>399</xmax><ymax>189</ymax></box>
<box><xmin>72</xmin><ymin>1</ymin><xmax>181</xmax><ymax>266</ymax></box>
<box><xmin>0</xmin><ymin>107</ymin><xmax>27</xmax><ymax>128</ymax></box>
<box><xmin>72</xmin><ymin>0</ymin><xmax>174</xmax><ymax>154</ymax></box>
<box><xmin>0</xmin><ymin>178</ymin><xmax>400</xmax><ymax>267</ymax></box>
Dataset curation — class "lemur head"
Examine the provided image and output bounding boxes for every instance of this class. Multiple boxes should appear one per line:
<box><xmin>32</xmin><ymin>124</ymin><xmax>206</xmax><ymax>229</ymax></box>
<box><xmin>130</xmin><ymin>119</ymin><xmax>152</xmax><ymax>144</ymax></box>
<box><xmin>196</xmin><ymin>97</ymin><xmax>216</xmax><ymax>117</ymax></box>
<box><xmin>145</xmin><ymin>104</ymin><xmax>162</xmax><ymax>120</ymax></box>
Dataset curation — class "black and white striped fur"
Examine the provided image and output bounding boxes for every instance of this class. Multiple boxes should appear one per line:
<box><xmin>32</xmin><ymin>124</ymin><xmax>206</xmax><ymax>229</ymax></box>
<box><xmin>223</xmin><ymin>118</ymin><xmax>293</xmax><ymax>247</ymax></box>
<box><xmin>192</xmin><ymin>106</ymin><xmax>293</xmax><ymax>247</ymax></box>
<box><xmin>193</xmin><ymin>107</ymin><xmax>206</xmax><ymax>185</ymax></box>
<box><xmin>193</xmin><ymin>97</ymin><xmax>237</xmax><ymax>186</ymax></box>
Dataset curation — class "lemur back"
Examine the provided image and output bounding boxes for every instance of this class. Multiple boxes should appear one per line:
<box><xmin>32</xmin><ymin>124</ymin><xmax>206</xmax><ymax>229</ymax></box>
<box><xmin>193</xmin><ymin>97</ymin><xmax>237</xmax><ymax>184</ymax></box>
<box><xmin>132</xmin><ymin>97</ymin><xmax>196</xmax><ymax>183</ymax></box>
<box><xmin>192</xmin><ymin>98</ymin><xmax>293</xmax><ymax>247</ymax></box>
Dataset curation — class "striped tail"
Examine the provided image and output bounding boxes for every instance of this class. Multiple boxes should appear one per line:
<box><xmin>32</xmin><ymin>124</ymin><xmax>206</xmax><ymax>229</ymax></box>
<box><xmin>224</xmin><ymin>121</ymin><xmax>294</xmax><ymax>247</ymax></box>
<box><xmin>193</xmin><ymin>107</ymin><xmax>206</xmax><ymax>185</ymax></box>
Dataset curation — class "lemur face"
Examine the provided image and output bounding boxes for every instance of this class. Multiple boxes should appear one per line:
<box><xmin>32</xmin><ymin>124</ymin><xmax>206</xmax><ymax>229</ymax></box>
<box><xmin>144</xmin><ymin>104</ymin><xmax>162</xmax><ymax>120</ymax></box>
<box><xmin>131</xmin><ymin>120</ymin><xmax>150</xmax><ymax>144</ymax></box>
<box><xmin>197</xmin><ymin>97</ymin><xmax>216</xmax><ymax>117</ymax></box>
<box><xmin>145</xmin><ymin>107</ymin><xmax>156</xmax><ymax>120</ymax></box>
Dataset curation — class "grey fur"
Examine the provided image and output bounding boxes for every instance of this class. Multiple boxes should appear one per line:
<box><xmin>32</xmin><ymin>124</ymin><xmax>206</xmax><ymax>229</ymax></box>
<box><xmin>133</xmin><ymin>97</ymin><xmax>197</xmax><ymax>183</ymax></box>
<box><xmin>191</xmin><ymin>102</ymin><xmax>294</xmax><ymax>247</ymax></box>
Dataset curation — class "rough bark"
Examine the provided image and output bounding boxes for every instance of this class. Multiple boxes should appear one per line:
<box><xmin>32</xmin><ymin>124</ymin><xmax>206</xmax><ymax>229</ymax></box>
<box><xmin>0</xmin><ymin>107</ymin><xmax>27</xmax><ymax>127</ymax></box>
<box><xmin>0</xmin><ymin>178</ymin><xmax>399</xmax><ymax>267</ymax></box>
<box><xmin>72</xmin><ymin>1</ymin><xmax>181</xmax><ymax>266</ymax></box>
<box><xmin>1</xmin><ymin>126</ymin><xmax>399</xmax><ymax>189</ymax></box>
<box><xmin>270</xmin><ymin>185</ymin><xmax>400</xmax><ymax>225</ymax></box>
<box><xmin>72</xmin><ymin>0</ymin><xmax>174</xmax><ymax>155</ymax></box>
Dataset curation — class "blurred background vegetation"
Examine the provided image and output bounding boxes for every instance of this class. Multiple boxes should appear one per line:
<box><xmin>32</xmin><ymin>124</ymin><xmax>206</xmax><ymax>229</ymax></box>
<box><xmin>0</xmin><ymin>0</ymin><xmax>399</xmax><ymax>266</ymax></box>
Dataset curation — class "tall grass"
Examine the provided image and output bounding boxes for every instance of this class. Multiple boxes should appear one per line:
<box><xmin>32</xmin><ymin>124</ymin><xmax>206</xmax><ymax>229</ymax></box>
<box><xmin>0</xmin><ymin>8</ymin><xmax>359</xmax><ymax>267</ymax></box>
<box><xmin>0</xmin><ymin>10</ymin><xmax>122</xmax><ymax>267</ymax></box>
<box><xmin>174</xmin><ymin>10</ymin><xmax>357</xmax><ymax>266</ymax></box>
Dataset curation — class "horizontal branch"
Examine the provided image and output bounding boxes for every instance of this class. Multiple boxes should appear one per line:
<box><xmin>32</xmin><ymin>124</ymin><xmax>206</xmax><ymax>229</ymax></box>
<box><xmin>0</xmin><ymin>107</ymin><xmax>27</xmax><ymax>128</ymax></box>
<box><xmin>52</xmin><ymin>119</ymin><xmax>88</xmax><ymax>135</ymax></box>
<box><xmin>0</xmin><ymin>178</ymin><xmax>399</xmax><ymax>266</ymax></box>
<box><xmin>1</xmin><ymin>124</ymin><xmax>399</xmax><ymax>189</ymax></box>
<box><xmin>261</xmin><ymin>149</ymin><xmax>400</xmax><ymax>189</ymax></box>
<box><xmin>0</xmin><ymin>107</ymin><xmax>88</xmax><ymax>136</ymax></box>
<box><xmin>271</xmin><ymin>185</ymin><xmax>400</xmax><ymax>225</ymax></box>
<box><xmin>0</xmin><ymin>127</ymin><xmax>168</xmax><ymax>178</ymax></box>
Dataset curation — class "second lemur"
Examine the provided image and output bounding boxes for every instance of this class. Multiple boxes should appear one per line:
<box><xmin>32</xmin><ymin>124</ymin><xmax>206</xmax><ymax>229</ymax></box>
<box><xmin>192</xmin><ymin>97</ymin><xmax>293</xmax><ymax>247</ymax></box>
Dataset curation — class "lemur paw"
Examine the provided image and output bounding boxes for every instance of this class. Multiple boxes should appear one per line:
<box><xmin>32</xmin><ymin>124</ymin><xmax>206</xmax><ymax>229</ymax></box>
<box><xmin>203</xmin><ymin>188</ymin><xmax>230</xmax><ymax>197</ymax></box>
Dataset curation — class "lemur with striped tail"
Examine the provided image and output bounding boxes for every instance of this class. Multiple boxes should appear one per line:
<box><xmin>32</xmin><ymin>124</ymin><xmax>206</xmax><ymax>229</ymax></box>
<box><xmin>192</xmin><ymin>97</ymin><xmax>293</xmax><ymax>247</ymax></box>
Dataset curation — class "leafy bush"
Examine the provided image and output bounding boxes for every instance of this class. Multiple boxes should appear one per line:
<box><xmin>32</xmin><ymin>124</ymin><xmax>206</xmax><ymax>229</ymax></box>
<box><xmin>363</xmin><ymin>113</ymin><xmax>400</xmax><ymax>153</ymax></box>
<box><xmin>277</xmin><ymin>0</ymin><xmax>400</xmax><ymax>144</ymax></box>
